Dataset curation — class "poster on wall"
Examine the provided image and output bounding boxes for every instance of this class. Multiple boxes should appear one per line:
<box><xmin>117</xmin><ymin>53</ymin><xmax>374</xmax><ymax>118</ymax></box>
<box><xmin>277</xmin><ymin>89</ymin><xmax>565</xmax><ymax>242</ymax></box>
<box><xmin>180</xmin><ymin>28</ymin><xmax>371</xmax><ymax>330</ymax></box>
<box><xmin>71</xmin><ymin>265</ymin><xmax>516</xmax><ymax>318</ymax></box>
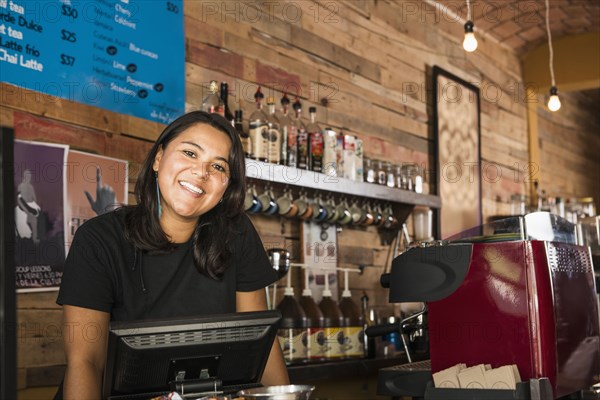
<box><xmin>14</xmin><ymin>140</ymin><xmax>68</xmax><ymax>292</ymax></box>
<box><xmin>0</xmin><ymin>0</ymin><xmax>184</xmax><ymax>124</ymax></box>
<box><xmin>65</xmin><ymin>150</ymin><xmax>128</xmax><ymax>253</ymax></box>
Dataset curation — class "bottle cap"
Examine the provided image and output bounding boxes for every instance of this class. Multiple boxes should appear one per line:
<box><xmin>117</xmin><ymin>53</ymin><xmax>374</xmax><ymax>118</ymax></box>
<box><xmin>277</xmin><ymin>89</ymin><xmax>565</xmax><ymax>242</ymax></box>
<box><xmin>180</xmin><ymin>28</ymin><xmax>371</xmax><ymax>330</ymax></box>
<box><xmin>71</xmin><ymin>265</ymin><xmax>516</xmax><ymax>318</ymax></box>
<box><xmin>254</xmin><ymin>87</ymin><xmax>264</xmax><ymax>100</ymax></box>
<box><xmin>293</xmin><ymin>98</ymin><xmax>302</xmax><ymax>111</ymax></box>
<box><xmin>342</xmin><ymin>289</ymin><xmax>351</xmax><ymax>298</ymax></box>
<box><xmin>284</xmin><ymin>287</ymin><xmax>294</xmax><ymax>296</ymax></box>
<box><xmin>309</xmin><ymin>106</ymin><xmax>317</xmax><ymax>113</ymax></box>
<box><xmin>280</xmin><ymin>93</ymin><xmax>290</xmax><ymax>105</ymax></box>
<box><xmin>267</xmin><ymin>97</ymin><xmax>275</xmax><ymax>104</ymax></box>
<box><xmin>322</xmin><ymin>289</ymin><xmax>332</xmax><ymax>297</ymax></box>
<box><xmin>302</xmin><ymin>288</ymin><xmax>312</xmax><ymax>297</ymax></box>
<box><xmin>209</xmin><ymin>80</ymin><xmax>218</xmax><ymax>93</ymax></box>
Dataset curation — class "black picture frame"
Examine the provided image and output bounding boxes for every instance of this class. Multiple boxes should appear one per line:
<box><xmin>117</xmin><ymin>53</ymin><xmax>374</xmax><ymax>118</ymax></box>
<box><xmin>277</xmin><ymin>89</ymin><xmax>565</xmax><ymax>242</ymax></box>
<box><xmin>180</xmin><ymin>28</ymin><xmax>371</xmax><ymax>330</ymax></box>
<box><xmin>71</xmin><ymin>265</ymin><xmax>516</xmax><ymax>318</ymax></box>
<box><xmin>432</xmin><ymin>66</ymin><xmax>482</xmax><ymax>239</ymax></box>
<box><xmin>1</xmin><ymin>126</ymin><xmax>17</xmax><ymax>400</ymax></box>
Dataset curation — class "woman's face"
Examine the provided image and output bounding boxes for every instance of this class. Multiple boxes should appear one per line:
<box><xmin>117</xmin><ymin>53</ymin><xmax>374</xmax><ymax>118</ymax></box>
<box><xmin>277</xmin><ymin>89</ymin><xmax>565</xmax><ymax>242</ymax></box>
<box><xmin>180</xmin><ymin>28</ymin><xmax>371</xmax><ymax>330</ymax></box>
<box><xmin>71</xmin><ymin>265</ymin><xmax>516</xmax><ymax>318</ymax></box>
<box><xmin>153</xmin><ymin>123</ymin><xmax>232</xmax><ymax>225</ymax></box>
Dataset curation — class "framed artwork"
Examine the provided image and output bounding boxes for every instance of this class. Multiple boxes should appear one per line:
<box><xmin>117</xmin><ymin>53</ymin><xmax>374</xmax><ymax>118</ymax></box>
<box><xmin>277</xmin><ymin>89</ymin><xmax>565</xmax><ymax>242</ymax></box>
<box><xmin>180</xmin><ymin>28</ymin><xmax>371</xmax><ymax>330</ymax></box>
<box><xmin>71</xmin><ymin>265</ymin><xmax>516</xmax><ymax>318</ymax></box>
<box><xmin>432</xmin><ymin>66</ymin><xmax>482</xmax><ymax>239</ymax></box>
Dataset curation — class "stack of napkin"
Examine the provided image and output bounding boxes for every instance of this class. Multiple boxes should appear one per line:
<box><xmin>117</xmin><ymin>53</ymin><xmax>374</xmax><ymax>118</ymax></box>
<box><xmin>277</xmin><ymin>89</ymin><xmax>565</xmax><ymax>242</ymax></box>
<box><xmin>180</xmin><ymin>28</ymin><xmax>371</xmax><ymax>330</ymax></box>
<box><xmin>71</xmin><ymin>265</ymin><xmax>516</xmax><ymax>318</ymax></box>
<box><xmin>433</xmin><ymin>363</ymin><xmax>522</xmax><ymax>390</ymax></box>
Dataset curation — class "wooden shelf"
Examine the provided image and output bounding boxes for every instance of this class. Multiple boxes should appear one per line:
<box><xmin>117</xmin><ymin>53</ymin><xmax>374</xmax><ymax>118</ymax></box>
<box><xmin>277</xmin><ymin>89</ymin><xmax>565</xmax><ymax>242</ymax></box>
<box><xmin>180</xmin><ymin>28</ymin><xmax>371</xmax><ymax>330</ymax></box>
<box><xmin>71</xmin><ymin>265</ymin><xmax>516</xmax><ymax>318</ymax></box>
<box><xmin>245</xmin><ymin>159</ymin><xmax>441</xmax><ymax>209</ymax></box>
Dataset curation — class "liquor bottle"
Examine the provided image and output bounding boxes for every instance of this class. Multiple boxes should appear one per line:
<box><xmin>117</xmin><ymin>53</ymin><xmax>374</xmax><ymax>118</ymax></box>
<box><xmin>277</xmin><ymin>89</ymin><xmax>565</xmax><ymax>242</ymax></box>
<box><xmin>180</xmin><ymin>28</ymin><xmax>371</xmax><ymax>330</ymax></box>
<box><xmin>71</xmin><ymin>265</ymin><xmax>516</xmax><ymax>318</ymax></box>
<box><xmin>292</xmin><ymin>97</ymin><xmax>308</xmax><ymax>169</ymax></box>
<box><xmin>200</xmin><ymin>80</ymin><xmax>224</xmax><ymax>116</ymax></box>
<box><xmin>322</xmin><ymin>128</ymin><xmax>338</xmax><ymax>178</ymax></box>
<box><xmin>234</xmin><ymin>101</ymin><xmax>251</xmax><ymax>157</ymax></box>
<box><xmin>286</xmin><ymin>96</ymin><xmax>298</xmax><ymax>168</ymax></box>
<box><xmin>306</xmin><ymin>107</ymin><xmax>323</xmax><ymax>173</ymax></box>
<box><xmin>319</xmin><ymin>287</ymin><xmax>345</xmax><ymax>359</ymax></box>
<box><xmin>276</xmin><ymin>287</ymin><xmax>309</xmax><ymax>365</ymax></box>
<box><xmin>339</xmin><ymin>289</ymin><xmax>364</xmax><ymax>359</ymax></box>
<box><xmin>299</xmin><ymin>287</ymin><xmax>326</xmax><ymax>362</ymax></box>
<box><xmin>265</xmin><ymin>97</ymin><xmax>282</xmax><ymax>164</ymax></box>
<box><xmin>276</xmin><ymin>93</ymin><xmax>292</xmax><ymax>166</ymax></box>
<box><xmin>249</xmin><ymin>87</ymin><xmax>268</xmax><ymax>161</ymax></box>
<box><xmin>220</xmin><ymin>81</ymin><xmax>234</xmax><ymax>125</ymax></box>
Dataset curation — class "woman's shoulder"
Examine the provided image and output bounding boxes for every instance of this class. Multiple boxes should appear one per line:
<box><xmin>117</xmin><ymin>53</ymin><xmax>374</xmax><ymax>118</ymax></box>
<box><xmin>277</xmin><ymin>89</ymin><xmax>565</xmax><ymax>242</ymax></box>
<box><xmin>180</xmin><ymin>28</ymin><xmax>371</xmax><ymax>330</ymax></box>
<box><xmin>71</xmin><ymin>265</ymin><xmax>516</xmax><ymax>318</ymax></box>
<box><xmin>231</xmin><ymin>212</ymin><xmax>256</xmax><ymax>233</ymax></box>
<box><xmin>74</xmin><ymin>207</ymin><xmax>128</xmax><ymax>243</ymax></box>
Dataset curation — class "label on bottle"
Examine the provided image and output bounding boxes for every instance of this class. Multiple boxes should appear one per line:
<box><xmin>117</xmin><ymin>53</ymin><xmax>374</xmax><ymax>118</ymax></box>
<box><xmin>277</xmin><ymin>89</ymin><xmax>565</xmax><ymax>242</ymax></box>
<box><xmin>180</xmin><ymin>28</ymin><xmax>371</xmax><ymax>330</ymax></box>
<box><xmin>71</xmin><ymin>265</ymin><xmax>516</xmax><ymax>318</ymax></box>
<box><xmin>335</xmin><ymin>135</ymin><xmax>345</xmax><ymax>177</ymax></box>
<box><xmin>287</xmin><ymin>125</ymin><xmax>298</xmax><ymax>168</ymax></box>
<box><xmin>309</xmin><ymin>132</ymin><xmax>323</xmax><ymax>173</ymax></box>
<box><xmin>323</xmin><ymin>129</ymin><xmax>338</xmax><ymax>177</ymax></box>
<box><xmin>267</xmin><ymin>128</ymin><xmax>281</xmax><ymax>164</ymax></box>
<box><xmin>343</xmin><ymin>326</ymin><xmax>364</xmax><ymax>358</ymax></box>
<box><xmin>241</xmin><ymin>136</ymin><xmax>251</xmax><ymax>157</ymax></box>
<box><xmin>323</xmin><ymin>327</ymin><xmax>345</xmax><ymax>359</ymax></box>
<box><xmin>306</xmin><ymin>327</ymin><xmax>326</xmax><ymax>359</ymax></box>
<box><xmin>355</xmin><ymin>138</ymin><xmax>364</xmax><ymax>183</ymax></box>
<box><xmin>280</xmin><ymin>125</ymin><xmax>288</xmax><ymax>165</ymax></box>
<box><xmin>343</xmin><ymin>135</ymin><xmax>356</xmax><ymax>180</ymax></box>
<box><xmin>297</xmin><ymin>129</ymin><xmax>309</xmax><ymax>169</ymax></box>
<box><xmin>206</xmin><ymin>104</ymin><xmax>225</xmax><ymax>117</ymax></box>
<box><xmin>277</xmin><ymin>328</ymin><xmax>307</xmax><ymax>364</ymax></box>
<box><xmin>249</xmin><ymin>121</ymin><xmax>268</xmax><ymax>161</ymax></box>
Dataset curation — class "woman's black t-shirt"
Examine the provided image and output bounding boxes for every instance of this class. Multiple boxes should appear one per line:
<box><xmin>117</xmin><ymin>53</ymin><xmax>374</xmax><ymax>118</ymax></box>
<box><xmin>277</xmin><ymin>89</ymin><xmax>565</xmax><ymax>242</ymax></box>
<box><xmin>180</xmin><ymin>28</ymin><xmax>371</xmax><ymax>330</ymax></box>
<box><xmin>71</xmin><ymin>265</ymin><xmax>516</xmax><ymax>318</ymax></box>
<box><xmin>57</xmin><ymin>208</ymin><xmax>277</xmax><ymax>321</ymax></box>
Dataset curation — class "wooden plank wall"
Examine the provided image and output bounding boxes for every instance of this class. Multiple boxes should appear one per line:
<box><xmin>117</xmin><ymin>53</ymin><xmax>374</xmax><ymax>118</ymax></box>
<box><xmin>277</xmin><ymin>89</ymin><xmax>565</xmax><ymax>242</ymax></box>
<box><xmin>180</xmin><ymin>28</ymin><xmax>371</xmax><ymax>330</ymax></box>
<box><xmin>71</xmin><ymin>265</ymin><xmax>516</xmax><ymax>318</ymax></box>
<box><xmin>536</xmin><ymin>90</ymin><xmax>600</xmax><ymax>205</ymax></box>
<box><xmin>3</xmin><ymin>0</ymin><xmax>597</xmax><ymax>390</ymax></box>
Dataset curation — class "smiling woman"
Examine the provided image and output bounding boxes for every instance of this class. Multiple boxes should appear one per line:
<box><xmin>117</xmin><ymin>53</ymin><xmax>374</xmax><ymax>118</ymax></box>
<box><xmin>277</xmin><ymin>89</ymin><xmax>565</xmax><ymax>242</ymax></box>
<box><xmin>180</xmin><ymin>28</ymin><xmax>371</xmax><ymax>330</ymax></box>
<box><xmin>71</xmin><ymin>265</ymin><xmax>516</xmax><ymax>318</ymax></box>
<box><xmin>53</xmin><ymin>111</ymin><xmax>289</xmax><ymax>400</ymax></box>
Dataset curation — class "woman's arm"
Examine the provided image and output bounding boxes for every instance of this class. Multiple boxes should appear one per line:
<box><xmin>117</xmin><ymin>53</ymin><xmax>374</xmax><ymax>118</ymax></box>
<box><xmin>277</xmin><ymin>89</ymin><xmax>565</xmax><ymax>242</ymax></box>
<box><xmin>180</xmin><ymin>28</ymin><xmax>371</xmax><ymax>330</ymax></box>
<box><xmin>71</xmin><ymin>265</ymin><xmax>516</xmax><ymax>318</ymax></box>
<box><xmin>236</xmin><ymin>289</ymin><xmax>290</xmax><ymax>386</ymax></box>
<box><xmin>62</xmin><ymin>305</ymin><xmax>110</xmax><ymax>400</ymax></box>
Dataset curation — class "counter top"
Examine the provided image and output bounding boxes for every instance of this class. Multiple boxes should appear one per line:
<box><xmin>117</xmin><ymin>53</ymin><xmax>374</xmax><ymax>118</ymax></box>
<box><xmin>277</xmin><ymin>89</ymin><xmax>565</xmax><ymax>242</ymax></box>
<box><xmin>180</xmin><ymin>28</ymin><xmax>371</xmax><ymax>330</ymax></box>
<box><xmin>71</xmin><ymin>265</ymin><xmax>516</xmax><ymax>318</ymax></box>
<box><xmin>287</xmin><ymin>354</ymin><xmax>414</xmax><ymax>383</ymax></box>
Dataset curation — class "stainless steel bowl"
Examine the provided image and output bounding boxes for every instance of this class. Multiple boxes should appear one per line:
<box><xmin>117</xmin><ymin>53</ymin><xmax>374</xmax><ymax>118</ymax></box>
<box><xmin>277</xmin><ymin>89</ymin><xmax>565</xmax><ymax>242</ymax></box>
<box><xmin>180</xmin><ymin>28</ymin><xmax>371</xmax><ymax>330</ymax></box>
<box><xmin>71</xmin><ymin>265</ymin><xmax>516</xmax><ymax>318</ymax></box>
<box><xmin>237</xmin><ymin>385</ymin><xmax>315</xmax><ymax>400</ymax></box>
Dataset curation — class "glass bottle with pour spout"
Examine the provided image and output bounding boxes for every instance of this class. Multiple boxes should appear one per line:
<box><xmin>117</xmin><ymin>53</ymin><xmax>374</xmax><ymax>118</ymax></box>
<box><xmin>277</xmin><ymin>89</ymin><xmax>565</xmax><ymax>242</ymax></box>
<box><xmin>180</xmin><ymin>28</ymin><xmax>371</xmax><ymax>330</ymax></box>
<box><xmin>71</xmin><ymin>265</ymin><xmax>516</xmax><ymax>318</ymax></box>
<box><xmin>249</xmin><ymin>87</ymin><xmax>268</xmax><ymax>161</ymax></box>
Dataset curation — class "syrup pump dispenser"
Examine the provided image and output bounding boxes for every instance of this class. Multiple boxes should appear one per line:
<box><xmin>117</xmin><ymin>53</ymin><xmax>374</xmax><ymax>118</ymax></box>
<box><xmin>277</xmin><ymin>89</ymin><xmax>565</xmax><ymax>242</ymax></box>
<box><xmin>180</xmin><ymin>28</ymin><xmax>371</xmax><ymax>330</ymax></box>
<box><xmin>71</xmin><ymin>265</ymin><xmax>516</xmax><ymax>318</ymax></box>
<box><xmin>318</xmin><ymin>272</ymin><xmax>345</xmax><ymax>359</ymax></box>
<box><xmin>338</xmin><ymin>270</ymin><xmax>364</xmax><ymax>358</ymax></box>
<box><xmin>299</xmin><ymin>268</ymin><xmax>325</xmax><ymax>361</ymax></box>
<box><xmin>275</xmin><ymin>262</ymin><xmax>307</xmax><ymax>364</ymax></box>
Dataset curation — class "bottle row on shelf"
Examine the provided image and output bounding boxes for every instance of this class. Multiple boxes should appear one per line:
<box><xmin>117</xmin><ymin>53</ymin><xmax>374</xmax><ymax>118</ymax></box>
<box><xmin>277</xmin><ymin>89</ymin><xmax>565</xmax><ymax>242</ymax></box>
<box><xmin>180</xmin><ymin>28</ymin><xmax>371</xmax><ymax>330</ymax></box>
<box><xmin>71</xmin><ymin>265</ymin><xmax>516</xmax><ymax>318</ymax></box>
<box><xmin>274</xmin><ymin>266</ymin><xmax>366</xmax><ymax>364</ymax></box>
<box><xmin>201</xmin><ymin>80</ymin><xmax>426</xmax><ymax>194</ymax></box>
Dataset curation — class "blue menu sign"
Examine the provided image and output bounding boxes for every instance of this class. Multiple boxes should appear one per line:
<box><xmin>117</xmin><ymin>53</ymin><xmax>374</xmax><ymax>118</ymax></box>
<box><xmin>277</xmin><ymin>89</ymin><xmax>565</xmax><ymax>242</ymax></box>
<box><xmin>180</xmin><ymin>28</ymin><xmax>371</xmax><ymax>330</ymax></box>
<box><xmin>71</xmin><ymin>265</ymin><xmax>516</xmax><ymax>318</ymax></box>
<box><xmin>0</xmin><ymin>0</ymin><xmax>184</xmax><ymax>124</ymax></box>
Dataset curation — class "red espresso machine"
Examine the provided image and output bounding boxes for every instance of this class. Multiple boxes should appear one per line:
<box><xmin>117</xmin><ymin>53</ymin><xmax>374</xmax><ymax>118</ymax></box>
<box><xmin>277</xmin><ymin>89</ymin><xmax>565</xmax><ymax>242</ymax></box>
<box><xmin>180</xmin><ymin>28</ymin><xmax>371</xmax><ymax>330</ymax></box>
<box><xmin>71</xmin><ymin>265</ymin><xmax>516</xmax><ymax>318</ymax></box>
<box><xmin>379</xmin><ymin>212</ymin><xmax>600</xmax><ymax>399</ymax></box>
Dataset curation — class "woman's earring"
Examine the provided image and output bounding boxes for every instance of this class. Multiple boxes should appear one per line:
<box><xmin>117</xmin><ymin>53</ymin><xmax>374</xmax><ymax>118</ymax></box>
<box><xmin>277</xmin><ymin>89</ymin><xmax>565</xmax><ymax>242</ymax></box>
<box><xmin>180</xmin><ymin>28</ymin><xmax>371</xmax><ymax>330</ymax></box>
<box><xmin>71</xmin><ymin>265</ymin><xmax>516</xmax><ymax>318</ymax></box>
<box><xmin>155</xmin><ymin>171</ymin><xmax>162</xmax><ymax>218</ymax></box>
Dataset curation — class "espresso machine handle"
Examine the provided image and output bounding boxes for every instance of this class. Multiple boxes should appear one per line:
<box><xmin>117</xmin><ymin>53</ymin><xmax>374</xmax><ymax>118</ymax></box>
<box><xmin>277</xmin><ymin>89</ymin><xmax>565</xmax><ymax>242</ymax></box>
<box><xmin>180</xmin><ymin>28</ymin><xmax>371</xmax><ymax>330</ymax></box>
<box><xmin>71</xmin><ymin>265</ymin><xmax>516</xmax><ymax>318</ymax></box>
<box><xmin>365</xmin><ymin>323</ymin><xmax>398</xmax><ymax>337</ymax></box>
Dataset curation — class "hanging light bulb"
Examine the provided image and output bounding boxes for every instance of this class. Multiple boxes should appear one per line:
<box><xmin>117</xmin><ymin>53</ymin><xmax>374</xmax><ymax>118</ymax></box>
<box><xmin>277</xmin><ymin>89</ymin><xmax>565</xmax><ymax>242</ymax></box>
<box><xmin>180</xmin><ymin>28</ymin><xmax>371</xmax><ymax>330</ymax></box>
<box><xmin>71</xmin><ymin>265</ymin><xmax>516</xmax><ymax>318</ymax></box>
<box><xmin>547</xmin><ymin>86</ymin><xmax>561</xmax><ymax>112</ymax></box>
<box><xmin>462</xmin><ymin>0</ymin><xmax>477</xmax><ymax>52</ymax></box>
<box><xmin>544</xmin><ymin>0</ymin><xmax>560</xmax><ymax>112</ymax></box>
<box><xmin>463</xmin><ymin>20</ymin><xmax>478</xmax><ymax>52</ymax></box>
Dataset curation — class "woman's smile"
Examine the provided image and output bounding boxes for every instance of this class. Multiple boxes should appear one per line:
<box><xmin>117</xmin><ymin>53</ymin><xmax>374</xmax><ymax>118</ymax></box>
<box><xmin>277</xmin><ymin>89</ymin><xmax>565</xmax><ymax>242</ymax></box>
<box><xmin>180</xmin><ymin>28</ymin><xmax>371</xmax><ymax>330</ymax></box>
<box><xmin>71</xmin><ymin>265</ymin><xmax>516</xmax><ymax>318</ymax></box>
<box><xmin>153</xmin><ymin>123</ymin><xmax>232</xmax><ymax>228</ymax></box>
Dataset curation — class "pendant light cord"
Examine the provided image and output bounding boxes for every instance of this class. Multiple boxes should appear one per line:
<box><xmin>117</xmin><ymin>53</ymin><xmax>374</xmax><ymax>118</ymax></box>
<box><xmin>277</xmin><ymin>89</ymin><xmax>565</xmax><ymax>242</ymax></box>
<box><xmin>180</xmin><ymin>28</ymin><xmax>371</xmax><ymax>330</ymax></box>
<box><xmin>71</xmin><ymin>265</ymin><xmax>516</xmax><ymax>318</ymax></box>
<box><xmin>466</xmin><ymin>0</ymin><xmax>472</xmax><ymax>21</ymax></box>
<box><xmin>545</xmin><ymin>0</ymin><xmax>556</xmax><ymax>87</ymax></box>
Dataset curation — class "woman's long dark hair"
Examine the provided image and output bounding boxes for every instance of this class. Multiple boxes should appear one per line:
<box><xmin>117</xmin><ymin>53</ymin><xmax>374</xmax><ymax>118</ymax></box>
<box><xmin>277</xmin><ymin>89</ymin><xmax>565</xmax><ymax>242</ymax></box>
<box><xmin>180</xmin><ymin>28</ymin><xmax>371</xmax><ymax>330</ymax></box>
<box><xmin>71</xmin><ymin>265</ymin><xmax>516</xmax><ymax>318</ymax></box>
<box><xmin>123</xmin><ymin>111</ymin><xmax>246</xmax><ymax>280</ymax></box>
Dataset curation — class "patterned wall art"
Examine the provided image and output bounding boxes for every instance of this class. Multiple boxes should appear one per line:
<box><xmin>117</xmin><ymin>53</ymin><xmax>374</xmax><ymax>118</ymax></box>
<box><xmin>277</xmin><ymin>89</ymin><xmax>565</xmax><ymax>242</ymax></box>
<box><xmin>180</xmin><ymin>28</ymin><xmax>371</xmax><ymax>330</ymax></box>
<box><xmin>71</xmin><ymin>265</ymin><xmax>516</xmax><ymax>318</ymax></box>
<box><xmin>432</xmin><ymin>66</ymin><xmax>482</xmax><ymax>239</ymax></box>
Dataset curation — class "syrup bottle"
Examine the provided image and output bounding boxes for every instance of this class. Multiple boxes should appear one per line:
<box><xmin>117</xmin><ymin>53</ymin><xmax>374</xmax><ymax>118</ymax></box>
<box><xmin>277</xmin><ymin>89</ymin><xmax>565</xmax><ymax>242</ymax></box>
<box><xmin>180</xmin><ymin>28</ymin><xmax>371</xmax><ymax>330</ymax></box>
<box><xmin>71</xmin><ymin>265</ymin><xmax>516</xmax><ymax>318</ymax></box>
<box><xmin>338</xmin><ymin>270</ymin><xmax>364</xmax><ymax>358</ymax></box>
<box><xmin>299</xmin><ymin>268</ymin><xmax>326</xmax><ymax>362</ymax></box>
<box><xmin>318</xmin><ymin>272</ymin><xmax>345</xmax><ymax>360</ymax></box>
<box><xmin>275</xmin><ymin>271</ymin><xmax>308</xmax><ymax>364</ymax></box>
